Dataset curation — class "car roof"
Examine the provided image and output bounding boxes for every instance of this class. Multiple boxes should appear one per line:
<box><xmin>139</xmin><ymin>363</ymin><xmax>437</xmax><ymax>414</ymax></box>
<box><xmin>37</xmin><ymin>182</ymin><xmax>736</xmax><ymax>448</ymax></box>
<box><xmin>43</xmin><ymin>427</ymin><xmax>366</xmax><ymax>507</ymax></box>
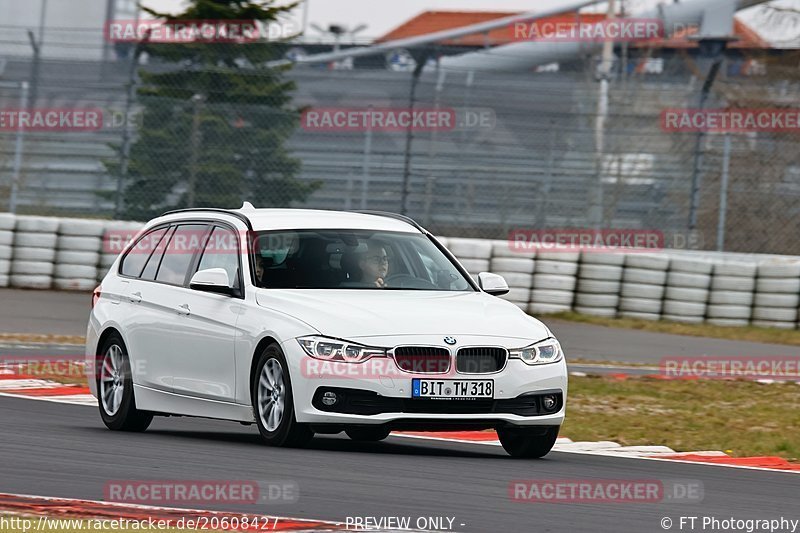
<box><xmin>157</xmin><ymin>206</ymin><xmax>422</xmax><ymax>234</ymax></box>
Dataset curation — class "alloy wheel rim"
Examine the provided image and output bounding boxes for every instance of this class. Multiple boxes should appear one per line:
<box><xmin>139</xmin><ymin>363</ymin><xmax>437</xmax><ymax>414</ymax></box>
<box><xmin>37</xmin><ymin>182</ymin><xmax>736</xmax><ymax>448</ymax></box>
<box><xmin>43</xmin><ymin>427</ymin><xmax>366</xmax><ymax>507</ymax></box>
<box><xmin>258</xmin><ymin>358</ymin><xmax>286</xmax><ymax>432</ymax></box>
<box><xmin>100</xmin><ymin>345</ymin><xmax>124</xmax><ymax>416</ymax></box>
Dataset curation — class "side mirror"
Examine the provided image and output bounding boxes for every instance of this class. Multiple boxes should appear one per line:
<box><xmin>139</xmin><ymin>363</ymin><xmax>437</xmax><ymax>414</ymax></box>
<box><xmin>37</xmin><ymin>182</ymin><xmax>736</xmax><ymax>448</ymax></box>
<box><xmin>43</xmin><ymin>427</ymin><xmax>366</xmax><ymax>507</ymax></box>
<box><xmin>190</xmin><ymin>268</ymin><xmax>236</xmax><ymax>296</ymax></box>
<box><xmin>477</xmin><ymin>272</ymin><xmax>509</xmax><ymax>296</ymax></box>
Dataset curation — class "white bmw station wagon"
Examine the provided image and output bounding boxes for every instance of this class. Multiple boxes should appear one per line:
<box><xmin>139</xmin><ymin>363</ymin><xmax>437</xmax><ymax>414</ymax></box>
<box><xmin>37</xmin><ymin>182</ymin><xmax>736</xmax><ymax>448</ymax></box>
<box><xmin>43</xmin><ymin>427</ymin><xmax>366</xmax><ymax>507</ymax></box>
<box><xmin>86</xmin><ymin>205</ymin><xmax>567</xmax><ymax>458</ymax></box>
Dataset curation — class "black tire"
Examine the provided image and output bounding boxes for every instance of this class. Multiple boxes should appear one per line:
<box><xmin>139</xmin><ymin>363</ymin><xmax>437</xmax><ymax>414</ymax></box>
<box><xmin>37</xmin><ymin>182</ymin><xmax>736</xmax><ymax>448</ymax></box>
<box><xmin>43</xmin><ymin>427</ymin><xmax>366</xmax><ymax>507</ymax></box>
<box><xmin>97</xmin><ymin>334</ymin><xmax>153</xmax><ymax>432</ymax></box>
<box><xmin>498</xmin><ymin>426</ymin><xmax>560</xmax><ymax>458</ymax></box>
<box><xmin>345</xmin><ymin>426</ymin><xmax>391</xmax><ymax>442</ymax></box>
<box><xmin>252</xmin><ymin>343</ymin><xmax>313</xmax><ymax>447</ymax></box>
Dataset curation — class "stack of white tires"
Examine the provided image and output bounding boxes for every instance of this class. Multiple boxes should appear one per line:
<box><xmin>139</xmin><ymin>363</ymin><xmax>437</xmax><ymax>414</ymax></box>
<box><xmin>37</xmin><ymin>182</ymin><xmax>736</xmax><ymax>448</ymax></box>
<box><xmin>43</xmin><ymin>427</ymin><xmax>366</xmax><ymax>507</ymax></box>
<box><xmin>662</xmin><ymin>257</ymin><xmax>713</xmax><ymax>323</ymax></box>
<box><xmin>752</xmin><ymin>260</ymin><xmax>800</xmax><ymax>329</ymax></box>
<box><xmin>10</xmin><ymin>216</ymin><xmax>60</xmax><ymax>289</ymax></box>
<box><xmin>618</xmin><ymin>254</ymin><xmax>669</xmax><ymax>320</ymax></box>
<box><xmin>574</xmin><ymin>252</ymin><xmax>624</xmax><ymax>317</ymax></box>
<box><xmin>447</xmin><ymin>238</ymin><xmax>492</xmax><ymax>277</ymax></box>
<box><xmin>98</xmin><ymin>221</ymin><xmax>143</xmax><ymax>282</ymax></box>
<box><xmin>528</xmin><ymin>251</ymin><xmax>579</xmax><ymax>315</ymax></box>
<box><xmin>490</xmin><ymin>240</ymin><xmax>535</xmax><ymax>309</ymax></box>
<box><xmin>0</xmin><ymin>213</ymin><xmax>14</xmax><ymax>287</ymax></box>
<box><xmin>54</xmin><ymin>220</ymin><xmax>105</xmax><ymax>291</ymax></box>
<box><xmin>706</xmin><ymin>262</ymin><xmax>756</xmax><ymax>326</ymax></box>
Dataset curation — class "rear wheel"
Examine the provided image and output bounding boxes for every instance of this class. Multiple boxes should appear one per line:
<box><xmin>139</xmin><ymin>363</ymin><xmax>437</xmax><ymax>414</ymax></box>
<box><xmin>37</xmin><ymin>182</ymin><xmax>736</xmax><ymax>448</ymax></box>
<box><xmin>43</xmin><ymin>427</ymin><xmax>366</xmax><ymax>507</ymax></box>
<box><xmin>252</xmin><ymin>343</ymin><xmax>313</xmax><ymax>447</ymax></box>
<box><xmin>345</xmin><ymin>426</ymin><xmax>391</xmax><ymax>442</ymax></box>
<box><xmin>498</xmin><ymin>426</ymin><xmax>559</xmax><ymax>458</ymax></box>
<box><xmin>97</xmin><ymin>335</ymin><xmax>153</xmax><ymax>432</ymax></box>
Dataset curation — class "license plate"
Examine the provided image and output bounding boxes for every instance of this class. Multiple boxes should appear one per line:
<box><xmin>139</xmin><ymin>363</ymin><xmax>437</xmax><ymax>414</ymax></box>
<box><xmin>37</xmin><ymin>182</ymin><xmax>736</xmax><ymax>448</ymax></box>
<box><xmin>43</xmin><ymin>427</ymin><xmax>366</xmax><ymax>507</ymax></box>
<box><xmin>412</xmin><ymin>379</ymin><xmax>494</xmax><ymax>399</ymax></box>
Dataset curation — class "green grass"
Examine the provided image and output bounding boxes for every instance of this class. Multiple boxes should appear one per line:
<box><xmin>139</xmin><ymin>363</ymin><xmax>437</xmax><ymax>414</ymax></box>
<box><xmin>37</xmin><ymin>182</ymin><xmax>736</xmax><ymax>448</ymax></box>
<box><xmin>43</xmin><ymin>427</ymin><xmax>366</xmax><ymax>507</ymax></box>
<box><xmin>544</xmin><ymin>311</ymin><xmax>800</xmax><ymax>346</ymax></box>
<box><xmin>564</xmin><ymin>374</ymin><xmax>800</xmax><ymax>460</ymax></box>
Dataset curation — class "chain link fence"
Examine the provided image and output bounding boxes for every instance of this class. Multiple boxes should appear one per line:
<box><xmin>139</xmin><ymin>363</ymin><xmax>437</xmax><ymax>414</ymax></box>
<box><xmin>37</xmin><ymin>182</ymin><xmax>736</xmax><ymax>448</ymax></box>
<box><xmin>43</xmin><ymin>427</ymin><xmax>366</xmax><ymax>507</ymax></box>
<box><xmin>1</xmin><ymin>47</ymin><xmax>799</xmax><ymax>253</ymax></box>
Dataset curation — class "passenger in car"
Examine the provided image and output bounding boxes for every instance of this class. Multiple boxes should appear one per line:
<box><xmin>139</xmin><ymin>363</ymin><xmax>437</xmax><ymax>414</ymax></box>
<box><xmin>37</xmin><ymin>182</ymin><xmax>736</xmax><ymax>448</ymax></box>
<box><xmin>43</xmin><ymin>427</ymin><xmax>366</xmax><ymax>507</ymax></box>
<box><xmin>254</xmin><ymin>255</ymin><xmax>266</xmax><ymax>285</ymax></box>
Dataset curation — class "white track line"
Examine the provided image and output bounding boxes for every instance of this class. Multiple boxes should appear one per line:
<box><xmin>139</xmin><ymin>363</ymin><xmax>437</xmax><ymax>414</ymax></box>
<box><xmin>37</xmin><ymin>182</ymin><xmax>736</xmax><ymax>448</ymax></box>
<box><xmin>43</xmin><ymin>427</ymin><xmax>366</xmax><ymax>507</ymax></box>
<box><xmin>391</xmin><ymin>434</ymin><xmax>800</xmax><ymax>474</ymax></box>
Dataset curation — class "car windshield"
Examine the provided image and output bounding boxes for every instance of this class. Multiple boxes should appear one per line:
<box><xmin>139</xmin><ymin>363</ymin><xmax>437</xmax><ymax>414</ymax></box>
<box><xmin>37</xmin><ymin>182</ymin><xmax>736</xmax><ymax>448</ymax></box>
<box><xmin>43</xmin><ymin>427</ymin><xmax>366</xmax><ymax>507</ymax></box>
<box><xmin>250</xmin><ymin>229</ymin><xmax>474</xmax><ymax>291</ymax></box>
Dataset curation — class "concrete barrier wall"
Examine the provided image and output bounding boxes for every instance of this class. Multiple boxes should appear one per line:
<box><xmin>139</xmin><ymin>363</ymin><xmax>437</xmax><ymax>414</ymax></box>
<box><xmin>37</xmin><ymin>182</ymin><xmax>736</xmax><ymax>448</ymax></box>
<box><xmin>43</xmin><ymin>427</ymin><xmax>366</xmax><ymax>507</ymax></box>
<box><xmin>2</xmin><ymin>214</ymin><xmax>800</xmax><ymax>329</ymax></box>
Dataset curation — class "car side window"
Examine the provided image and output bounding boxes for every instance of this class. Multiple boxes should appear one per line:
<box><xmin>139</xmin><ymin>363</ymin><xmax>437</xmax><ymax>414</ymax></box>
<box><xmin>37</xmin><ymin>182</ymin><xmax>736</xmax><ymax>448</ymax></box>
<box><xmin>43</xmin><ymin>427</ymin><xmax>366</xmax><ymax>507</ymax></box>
<box><xmin>195</xmin><ymin>226</ymin><xmax>240</xmax><ymax>289</ymax></box>
<box><xmin>119</xmin><ymin>227</ymin><xmax>169</xmax><ymax>278</ymax></box>
<box><xmin>140</xmin><ymin>226</ymin><xmax>175</xmax><ymax>281</ymax></box>
<box><xmin>155</xmin><ymin>224</ymin><xmax>210</xmax><ymax>286</ymax></box>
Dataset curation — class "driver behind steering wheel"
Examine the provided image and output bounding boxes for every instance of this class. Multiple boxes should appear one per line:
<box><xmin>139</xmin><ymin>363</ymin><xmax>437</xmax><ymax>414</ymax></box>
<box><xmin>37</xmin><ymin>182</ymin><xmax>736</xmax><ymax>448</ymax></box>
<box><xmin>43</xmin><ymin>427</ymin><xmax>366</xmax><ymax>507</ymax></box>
<box><xmin>357</xmin><ymin>241</ymin><xmax>389</xmax><ymax>288</ymax></box>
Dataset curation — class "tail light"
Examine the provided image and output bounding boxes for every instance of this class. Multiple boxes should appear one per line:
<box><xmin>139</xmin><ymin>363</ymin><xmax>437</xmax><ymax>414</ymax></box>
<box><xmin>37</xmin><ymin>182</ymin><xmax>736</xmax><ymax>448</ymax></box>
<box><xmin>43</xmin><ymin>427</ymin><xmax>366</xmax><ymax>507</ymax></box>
<box><xmin>92</xmin><ymin>285</ymin><xmax>102</xmax><ymax>309</ymax></box>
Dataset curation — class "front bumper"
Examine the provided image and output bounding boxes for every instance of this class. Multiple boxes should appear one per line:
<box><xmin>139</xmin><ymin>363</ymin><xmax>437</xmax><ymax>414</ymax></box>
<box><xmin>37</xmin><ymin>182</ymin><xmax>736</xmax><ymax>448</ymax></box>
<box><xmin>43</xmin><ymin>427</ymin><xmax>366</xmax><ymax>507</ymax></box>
<box><xmin>283</xmin><ymin>338</ymin><xmax>567</xmax><ymax>428</ymax></box>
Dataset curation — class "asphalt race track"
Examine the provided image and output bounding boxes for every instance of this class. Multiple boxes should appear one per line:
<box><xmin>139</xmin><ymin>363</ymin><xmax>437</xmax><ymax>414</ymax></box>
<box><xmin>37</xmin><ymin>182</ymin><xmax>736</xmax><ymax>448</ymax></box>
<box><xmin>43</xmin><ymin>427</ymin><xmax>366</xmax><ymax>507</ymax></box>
<box><xmin>2</xmin><ymin>288</ymin><xmax>799</xmax><ymax>531</ymax></box>
<box><xmin>0</xmin><ymin>394</ymin><xmax>798</xmax><ymax>532</ymax></box>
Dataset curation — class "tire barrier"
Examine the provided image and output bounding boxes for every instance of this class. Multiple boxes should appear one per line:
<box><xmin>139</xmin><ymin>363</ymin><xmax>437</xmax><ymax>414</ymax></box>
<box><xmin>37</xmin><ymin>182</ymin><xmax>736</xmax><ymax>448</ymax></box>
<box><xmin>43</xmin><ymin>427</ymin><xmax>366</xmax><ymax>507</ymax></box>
<box><xmin>706</xmin><ymin>261</ymin><xmax>756</xmax><ymax>327</ymax></box>
<box><xmin>618</xmin><ymin>254</ymin><xmax>669</xmax><ymax>321</ymax></box>
<box><xmin>0</xmin><ymin>214</ymin><xmax>12</xmax><ymax>287</ymax></box>
<box><xmin>490</xmin><ymin>242</ymin><xmax>535</xmax><ymax>309</ymax></box>
<box><xmin>2</xmin><ymin>215</ymin><xmax>145</xmax><ymax>291</ymax></box>
<box><xmin>752</xmin><ymin>260</ymin><xmax>800</xmax><ymax>329</ymax></box>
<box><xmin>574</xmin><ymin>253</ymin><xmax>624</xmax><ymax>317</ymax></box>
<box><xmin>528</xmin><ymin>251</ymin><xmax>578</xmax><ymax>315</ymax></box>
<box><xmin>55</xmin><ymin>219</ymin><xmax>105</xmax><ymax>292</ymax></box>
<box><xmin>4</xmin><ymin>218</ymin><xmax>800</xmax><ymax>331</ymax></box>
<box><xmin>10</xmin><ymin>216</ymin><xmax>60</xmax><ymax>290</ymax></box>
<box><xmin>662</xmin><ymin>258</ymin><xmax>712</xmax><ymax>324</ymax></box>
<box><xmin>448</xmin><ymin>237</ymin><xmax>492</xmax><ymax>277</ymax></box>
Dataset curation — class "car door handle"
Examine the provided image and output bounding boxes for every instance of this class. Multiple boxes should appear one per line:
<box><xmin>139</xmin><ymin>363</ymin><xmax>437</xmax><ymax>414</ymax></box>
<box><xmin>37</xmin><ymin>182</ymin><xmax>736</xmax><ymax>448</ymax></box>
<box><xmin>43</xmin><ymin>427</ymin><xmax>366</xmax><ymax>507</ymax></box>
<box><xmin>129</xmin><ymin>291</ymin><xmax>142</xmax><ymax>303</ymax></box>
<box><xmin>177</xmin><ymin>303</ymin><xmax>191</xmax><ymax>315</ymax></box>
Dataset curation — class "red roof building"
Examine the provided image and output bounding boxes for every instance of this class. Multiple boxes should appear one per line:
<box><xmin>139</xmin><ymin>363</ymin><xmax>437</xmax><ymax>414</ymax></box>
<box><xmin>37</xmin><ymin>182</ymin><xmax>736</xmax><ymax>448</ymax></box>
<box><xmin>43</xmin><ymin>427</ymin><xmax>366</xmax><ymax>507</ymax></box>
<box><xmin>376</xmin><ymin>10</ymin><xmax>769</xmax><ymax>50</ymax></box>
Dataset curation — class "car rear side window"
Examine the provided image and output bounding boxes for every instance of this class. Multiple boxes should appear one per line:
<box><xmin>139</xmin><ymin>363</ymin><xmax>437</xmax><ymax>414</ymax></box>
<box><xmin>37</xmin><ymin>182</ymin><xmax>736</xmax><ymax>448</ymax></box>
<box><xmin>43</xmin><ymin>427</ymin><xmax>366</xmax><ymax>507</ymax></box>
<box><xmin>119</xmin><ymin>227</ymin><xmax>169</xmax><ymax>278</ymax></box>
<box><xmin>140</xmin><ymin>226</ymin><xmax>175</xmax><ymax>281</ymax></box>
<box><xmin>155</xmin><ymin>224</ymin><xmax>210</xmax><ymax>286</ymax></box>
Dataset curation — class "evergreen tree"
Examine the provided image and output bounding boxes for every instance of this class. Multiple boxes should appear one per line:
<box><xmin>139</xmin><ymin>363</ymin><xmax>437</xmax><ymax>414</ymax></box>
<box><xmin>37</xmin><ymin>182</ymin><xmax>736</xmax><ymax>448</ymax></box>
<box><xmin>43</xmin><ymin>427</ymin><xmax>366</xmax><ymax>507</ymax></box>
<box><xmin>109</xmin><ymin>0</ymin><xmax>318</xmax><ymax>220</ymax></box>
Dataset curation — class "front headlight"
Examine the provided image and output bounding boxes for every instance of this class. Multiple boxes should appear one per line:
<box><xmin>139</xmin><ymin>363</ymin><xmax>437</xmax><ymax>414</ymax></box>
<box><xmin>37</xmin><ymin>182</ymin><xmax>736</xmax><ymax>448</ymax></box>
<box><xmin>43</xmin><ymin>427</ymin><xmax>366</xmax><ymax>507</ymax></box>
<box><xmin>297</xmin><ymin>336</ymin><xmax>386</xmax><ymax>363</ymax></box>
<box><xmin>509</xmin><ymin>338</ymin><xmax>563</xmax><ymax>365</ymax></box>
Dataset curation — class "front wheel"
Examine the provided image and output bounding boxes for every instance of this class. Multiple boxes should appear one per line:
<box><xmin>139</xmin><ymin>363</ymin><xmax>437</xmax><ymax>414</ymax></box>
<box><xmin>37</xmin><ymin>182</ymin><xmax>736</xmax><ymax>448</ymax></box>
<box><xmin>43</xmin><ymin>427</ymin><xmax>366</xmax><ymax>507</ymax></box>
<box><xmin>498</xmin><ymin>426</ymin><xmax>560</xmax><ymax>458</ymax></box>
<box><xmin>97</xmin><ymin>335</ymin><xmax>153</xmax><ymax>432</ymax></box>
<box><xmin>252</xmin><ymin>343</ymin><xmax>313</xmax><ymax>447</ymax></box>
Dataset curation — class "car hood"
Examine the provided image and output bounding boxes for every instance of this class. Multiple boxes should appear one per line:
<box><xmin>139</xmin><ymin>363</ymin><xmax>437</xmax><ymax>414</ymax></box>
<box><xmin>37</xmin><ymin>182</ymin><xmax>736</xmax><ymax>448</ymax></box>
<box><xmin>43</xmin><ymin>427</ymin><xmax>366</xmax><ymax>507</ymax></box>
<box><xmin>255</xmin><ymin>289</ymin><xmax>550</xmax><ymax>342</ymax></box>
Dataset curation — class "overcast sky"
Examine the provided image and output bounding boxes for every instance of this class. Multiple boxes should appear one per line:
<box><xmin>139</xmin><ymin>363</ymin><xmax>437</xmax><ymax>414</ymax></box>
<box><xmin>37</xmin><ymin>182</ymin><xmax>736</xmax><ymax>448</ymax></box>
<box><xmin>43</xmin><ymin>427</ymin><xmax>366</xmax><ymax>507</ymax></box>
<box><xmin>140</xmin><ymin>0</ymin><xmax>799</xmax><ymax>44</ymax></box>
<box><xmin>142</xmin><ymin>0</ymin><xmax>615</xmax><ymax>40</ymax></box>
